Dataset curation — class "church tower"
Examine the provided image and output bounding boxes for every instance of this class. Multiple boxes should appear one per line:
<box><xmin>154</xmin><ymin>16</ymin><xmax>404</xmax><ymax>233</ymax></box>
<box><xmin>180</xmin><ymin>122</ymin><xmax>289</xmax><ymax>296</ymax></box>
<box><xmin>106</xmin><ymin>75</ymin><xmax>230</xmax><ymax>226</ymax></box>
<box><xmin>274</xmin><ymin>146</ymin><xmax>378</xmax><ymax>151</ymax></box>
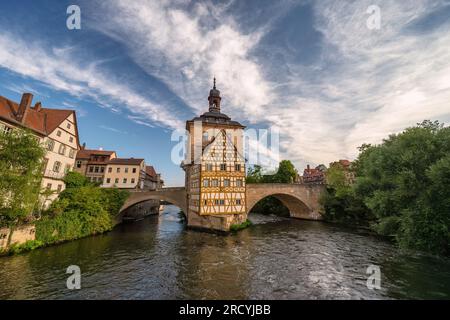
<box><xmin>182</xmin><ymin>79</ymin><xmax>247</xmax><ymax>231</ymax></box>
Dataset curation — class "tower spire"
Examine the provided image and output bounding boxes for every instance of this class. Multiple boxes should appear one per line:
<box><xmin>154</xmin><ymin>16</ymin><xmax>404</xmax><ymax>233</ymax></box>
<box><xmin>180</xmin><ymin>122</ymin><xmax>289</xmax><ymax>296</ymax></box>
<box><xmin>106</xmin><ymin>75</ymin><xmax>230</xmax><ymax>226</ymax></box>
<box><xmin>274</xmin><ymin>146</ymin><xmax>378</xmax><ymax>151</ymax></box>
<box><xmin>208</xmin><ymin>77</ymin><xmax>221</xmax><ymax>113</ymax></box>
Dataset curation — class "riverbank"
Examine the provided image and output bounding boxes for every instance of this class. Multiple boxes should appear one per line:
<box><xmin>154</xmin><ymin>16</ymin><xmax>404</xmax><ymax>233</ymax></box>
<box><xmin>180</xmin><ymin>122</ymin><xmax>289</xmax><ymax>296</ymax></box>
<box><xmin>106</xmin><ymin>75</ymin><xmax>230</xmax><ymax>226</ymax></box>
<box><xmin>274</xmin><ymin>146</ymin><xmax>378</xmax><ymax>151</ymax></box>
<box><xmin>0</xmin><ymin>173</ymin><xmax>130</xmax><ymax>256</ymax></box>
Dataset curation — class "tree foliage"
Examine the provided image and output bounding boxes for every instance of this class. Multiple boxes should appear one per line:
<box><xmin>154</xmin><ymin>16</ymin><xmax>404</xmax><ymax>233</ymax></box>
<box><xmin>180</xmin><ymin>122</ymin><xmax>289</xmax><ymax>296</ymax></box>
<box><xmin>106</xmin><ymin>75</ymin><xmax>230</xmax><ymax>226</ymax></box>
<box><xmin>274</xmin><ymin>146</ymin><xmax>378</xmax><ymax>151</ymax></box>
<box><xmin>36</xmin><ymin>182</ymin><xmax>129</xmax><ymax>244</ymax></box>
<box><xmin>0</xmin><ymin>129</ymin><xmax>45</xmax><ymax>226</ymax></box>
<box><xmin>322</xmin><ymin>120</ymin><xmax>450</xmax><ymax>255</ymax></box>
<box><xmin>63</xmin><ymin>171</ymin><xmax>90</xmax><ymax>188</ymax></box>
<box><xmin>320</xmin><ymin>165</ymin><xmax>372</xmax><ymax>224</ymax></box>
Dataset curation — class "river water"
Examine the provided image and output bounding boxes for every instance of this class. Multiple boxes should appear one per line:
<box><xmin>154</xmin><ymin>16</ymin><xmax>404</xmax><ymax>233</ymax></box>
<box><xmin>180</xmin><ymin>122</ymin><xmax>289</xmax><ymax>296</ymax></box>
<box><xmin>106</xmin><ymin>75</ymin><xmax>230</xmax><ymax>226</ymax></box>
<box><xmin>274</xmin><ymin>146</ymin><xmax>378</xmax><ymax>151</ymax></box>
<box><xmin>0</xmin><ymin>205</ymin><xmax>449</xmax><ymax>300</ymax></box>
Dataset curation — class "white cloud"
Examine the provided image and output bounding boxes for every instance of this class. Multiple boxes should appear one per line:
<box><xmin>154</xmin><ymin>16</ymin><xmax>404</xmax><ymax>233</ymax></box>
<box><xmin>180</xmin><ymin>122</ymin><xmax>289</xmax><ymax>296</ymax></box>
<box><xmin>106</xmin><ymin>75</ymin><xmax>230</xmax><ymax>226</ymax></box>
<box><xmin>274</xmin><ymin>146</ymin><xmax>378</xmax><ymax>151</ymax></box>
<box><xmin>90</xmin><ymin>0</ymin><xmax>273</xmax><ymax>120</ymax></box>
<box><xmin>265</xmin><ymin>0</ymin><xmax>450</xmax><ymax>166</ymax></box>
<box><xmin>0</xmin><ymin>33</ymin><xmax>183</xmax><ymax>129</ymax></box>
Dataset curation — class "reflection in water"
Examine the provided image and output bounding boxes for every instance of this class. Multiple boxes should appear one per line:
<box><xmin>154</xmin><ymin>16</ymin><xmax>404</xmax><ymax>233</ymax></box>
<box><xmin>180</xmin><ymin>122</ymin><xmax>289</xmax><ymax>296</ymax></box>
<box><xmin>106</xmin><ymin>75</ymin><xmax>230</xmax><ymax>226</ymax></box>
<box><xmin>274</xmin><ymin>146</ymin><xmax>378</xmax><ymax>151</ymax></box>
<box><xmin>0</xmin><ymin>205</ymin><xmax>450</xmax><ymax>299</ymax></box>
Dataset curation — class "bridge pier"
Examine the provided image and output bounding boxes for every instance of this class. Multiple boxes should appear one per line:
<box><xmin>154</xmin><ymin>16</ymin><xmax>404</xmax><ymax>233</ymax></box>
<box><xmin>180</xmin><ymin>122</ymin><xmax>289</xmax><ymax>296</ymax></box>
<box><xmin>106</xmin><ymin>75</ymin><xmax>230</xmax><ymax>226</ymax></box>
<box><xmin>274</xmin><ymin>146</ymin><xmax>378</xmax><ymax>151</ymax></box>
<box><xmin>186</xmin><ymin>211</ymin><xmax>247</xmax><ymax>232</ymax></box>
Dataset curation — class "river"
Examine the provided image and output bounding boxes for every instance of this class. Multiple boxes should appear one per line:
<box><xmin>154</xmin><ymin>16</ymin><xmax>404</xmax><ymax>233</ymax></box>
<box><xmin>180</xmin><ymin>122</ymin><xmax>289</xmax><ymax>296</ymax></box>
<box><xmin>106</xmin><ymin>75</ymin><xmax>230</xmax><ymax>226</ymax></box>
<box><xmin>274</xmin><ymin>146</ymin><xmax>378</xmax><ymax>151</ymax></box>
<box><xmin>0</xmin><ymin>205</ymin><xmax>449</xmax><ymax>299</ymax></box>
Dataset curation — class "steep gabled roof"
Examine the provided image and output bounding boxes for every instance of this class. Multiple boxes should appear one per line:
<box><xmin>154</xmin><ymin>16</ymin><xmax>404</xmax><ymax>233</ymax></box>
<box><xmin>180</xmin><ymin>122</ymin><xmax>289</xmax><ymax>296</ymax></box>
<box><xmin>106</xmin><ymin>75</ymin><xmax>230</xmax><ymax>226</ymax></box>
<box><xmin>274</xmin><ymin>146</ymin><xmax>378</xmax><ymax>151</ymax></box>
<box><xmin>0</xmin><ymin>95</ymin><xmax>77</xmax><ymax>144</ymax></box>
<box><xmin>145</xmin><ymin>165</ymin><xmax>157</xmax><ymax>177</ymax></box>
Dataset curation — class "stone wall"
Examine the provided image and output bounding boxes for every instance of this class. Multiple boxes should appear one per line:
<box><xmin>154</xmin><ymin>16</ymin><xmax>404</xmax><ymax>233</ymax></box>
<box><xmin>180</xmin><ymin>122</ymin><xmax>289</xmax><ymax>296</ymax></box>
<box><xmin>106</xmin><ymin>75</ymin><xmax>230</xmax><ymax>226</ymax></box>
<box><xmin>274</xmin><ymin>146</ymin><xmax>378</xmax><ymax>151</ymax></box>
<box><xmin>0</xmin><ymin>224</ymin><xmax>36</xmax><ymax>251</ymax></box>
<box><xmin>10</xmin><ymin>225</ymin><xmax>36</xmax><ymax>245</ymax></box>
<box><xmin>0</xmin><ymin>227</ymin><xmax>10</xmax><ymax>251</ymax></box>
<box><xmin>187</xmin><ymin>210</ymin><xmax>247</xmax><ymax>232</ymax></box>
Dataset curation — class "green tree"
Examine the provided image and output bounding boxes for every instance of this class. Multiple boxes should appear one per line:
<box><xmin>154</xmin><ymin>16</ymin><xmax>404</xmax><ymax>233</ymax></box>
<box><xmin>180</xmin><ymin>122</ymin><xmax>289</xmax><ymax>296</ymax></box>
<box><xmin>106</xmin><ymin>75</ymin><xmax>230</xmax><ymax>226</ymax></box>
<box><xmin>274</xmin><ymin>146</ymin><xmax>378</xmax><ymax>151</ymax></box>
<box><xmin>246</xmin><ymin>165</ymin><xmax>263</xmax><ymax>183</ymax></box>
<box><xmin>63</xmin><ymin>171</ymin><xmax>90</xmax><ymax>188</ymax></box>
<box><xmin>353</xmin><ymin>120</ymin><xmax>450</xmax><ymax>254</ymax></box>
<box><xmin>269</xmin><ymin>160</ymin><xmax>297</xmax><ymax>183</ymax></box>
<box><xmin>0</xmin><ymin>129</ymin><xmax>45</xmax><ymax>227</ymax></box>
<box><xmin>320</xmin><ymin>165</ymin><xmax>370</xmax><ymax>224</ymax></box>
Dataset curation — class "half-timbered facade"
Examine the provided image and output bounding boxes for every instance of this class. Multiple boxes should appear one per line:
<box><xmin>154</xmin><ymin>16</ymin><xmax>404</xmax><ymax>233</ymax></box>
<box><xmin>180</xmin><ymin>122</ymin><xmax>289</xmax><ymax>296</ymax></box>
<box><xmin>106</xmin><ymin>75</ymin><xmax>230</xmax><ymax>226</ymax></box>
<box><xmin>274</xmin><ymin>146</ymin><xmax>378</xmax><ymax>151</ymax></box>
<box><xmin>183</xmin><ymin>79</ymin><xmax>246</xmax><ymax>218</ymax></box>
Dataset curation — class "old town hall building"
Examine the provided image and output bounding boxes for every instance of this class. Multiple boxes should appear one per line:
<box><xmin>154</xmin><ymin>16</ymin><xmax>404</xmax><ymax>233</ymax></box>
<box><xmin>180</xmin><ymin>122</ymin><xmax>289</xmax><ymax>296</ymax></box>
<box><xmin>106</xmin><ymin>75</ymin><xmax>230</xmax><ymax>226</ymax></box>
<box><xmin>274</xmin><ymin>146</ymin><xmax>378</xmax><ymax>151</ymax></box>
<box><xmin>182</xmin><ymin>79</ymin><xmax>247</xmax><ymax>229</ymax></box>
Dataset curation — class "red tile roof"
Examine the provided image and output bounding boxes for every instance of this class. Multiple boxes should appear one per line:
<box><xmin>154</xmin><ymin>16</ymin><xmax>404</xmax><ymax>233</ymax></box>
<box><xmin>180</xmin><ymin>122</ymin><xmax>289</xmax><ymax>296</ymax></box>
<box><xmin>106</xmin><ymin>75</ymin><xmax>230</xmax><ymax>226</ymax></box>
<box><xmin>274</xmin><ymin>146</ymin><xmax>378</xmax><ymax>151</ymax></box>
<box><xmin>145</xmin><ymin>165</ymin><xmax>157</xmax><ymax>178</ymax></box>
<box><xmin>76</xmin><ymin>149</ymin><xmax>116</xmax><ymax>159</ymax></box>
<box><xmin>108</xmin><ymin>158</ymin><xmax>144</xmax><ymax>165</ymax></box>
<box><xmin>339</xmin><ymin>159</ymin><xmax>351</xmax><ymax>167</ymax></box>
<box><xmin>0</xmin><ymin>95</ymin><xmax>75</xmax><ymax>137</ymax></box>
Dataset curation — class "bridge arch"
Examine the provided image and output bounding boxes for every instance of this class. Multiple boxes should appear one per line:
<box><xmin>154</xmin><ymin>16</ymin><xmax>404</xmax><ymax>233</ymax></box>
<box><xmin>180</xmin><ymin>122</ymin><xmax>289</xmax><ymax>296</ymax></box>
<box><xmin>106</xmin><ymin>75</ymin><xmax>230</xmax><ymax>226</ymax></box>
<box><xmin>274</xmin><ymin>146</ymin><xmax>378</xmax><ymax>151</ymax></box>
<box><xmin>245</xmin><ymin>184</ymin><xmax>323</xmax><ymax>220</ymax></box>
<box><xmin>246</xmin><ymin>193</ymin><xmax>312</xmax><ymax>218</ymax></box>
<box><xmin>120</xmin><ymin>188</ymin><xmax>188</xmax><ymax>217</ymax></box>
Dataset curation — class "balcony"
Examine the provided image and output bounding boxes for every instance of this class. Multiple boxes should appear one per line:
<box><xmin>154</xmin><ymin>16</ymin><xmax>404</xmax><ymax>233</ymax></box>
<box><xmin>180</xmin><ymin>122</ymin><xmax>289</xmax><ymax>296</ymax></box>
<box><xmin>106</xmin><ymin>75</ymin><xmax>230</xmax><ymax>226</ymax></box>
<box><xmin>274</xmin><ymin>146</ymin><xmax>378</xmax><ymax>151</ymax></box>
<box><xmin>43</xmin><ymin>170</ymin><xmax>66</xmax><ymax>180</ymax></box>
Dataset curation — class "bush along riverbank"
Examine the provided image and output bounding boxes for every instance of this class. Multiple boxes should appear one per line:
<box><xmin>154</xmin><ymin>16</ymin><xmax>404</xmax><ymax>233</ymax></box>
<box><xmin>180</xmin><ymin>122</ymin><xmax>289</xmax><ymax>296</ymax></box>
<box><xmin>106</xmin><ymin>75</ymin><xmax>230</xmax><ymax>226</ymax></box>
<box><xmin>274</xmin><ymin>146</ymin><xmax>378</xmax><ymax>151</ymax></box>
<box><xmin>230</xmin><ymin>219</ymin><xmax>252</xmax><ymax>232</ymax></box>
<box><xmin>3</xmin><ymin>172</ymin><xmax>129</xmax><ymax>255</ymax></box>
<box><xmin>320</xmin><ymin>121</ymin><xmax>450</xmax><ymax>256</ymax></box>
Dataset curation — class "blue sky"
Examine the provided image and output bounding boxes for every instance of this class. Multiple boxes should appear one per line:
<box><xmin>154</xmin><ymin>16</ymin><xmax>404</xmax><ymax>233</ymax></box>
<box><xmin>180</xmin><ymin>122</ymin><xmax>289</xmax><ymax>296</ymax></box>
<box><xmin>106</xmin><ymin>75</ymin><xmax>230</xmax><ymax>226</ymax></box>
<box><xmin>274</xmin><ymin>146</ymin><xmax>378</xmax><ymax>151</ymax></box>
<box><xmin>1</xmin><ymin>0</ymin><xmax>450</xmax><ymax>186</ymax></box>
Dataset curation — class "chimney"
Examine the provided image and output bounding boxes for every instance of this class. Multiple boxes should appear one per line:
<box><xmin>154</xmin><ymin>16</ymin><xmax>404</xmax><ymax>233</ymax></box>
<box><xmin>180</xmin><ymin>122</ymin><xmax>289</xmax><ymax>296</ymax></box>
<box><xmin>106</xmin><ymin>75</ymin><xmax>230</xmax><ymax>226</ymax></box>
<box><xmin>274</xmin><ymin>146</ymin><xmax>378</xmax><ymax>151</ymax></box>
<box><xmin>307</xmin><ymin>164</ymin><xmax>310</xmax><ymax>170</ymax></box>
<box><xmin>82</xmin><ymin>142</ymin><xmax>86</xmax><ymax>150</ymax></box>
<box><xmin>17</xmin><ymin>93</ymin><xmax>33</xmax><ymax>123</ymax></box>
<box><xmin>33</xmin><ymin>102</ymin><xmax>42</xmax><ymax>111</ymax></box>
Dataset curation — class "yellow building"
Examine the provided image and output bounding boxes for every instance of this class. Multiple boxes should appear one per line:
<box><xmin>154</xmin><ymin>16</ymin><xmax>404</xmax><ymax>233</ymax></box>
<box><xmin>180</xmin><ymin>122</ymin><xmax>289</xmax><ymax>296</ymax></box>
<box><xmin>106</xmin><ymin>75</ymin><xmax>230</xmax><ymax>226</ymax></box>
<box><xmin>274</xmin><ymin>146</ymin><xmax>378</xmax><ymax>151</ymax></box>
<box><xmin>101</xmin><ymin>158</ymin><xmax>146</xmax><ymax>189</ymax></box>
<box><xmin>0</xmin><ymin>93</ymin><xmax>80</xmax><ymax>207</ymax></box>
<box><xmin>183</xmin><ymin>79</ymin><xmax>246</xmax><ymax>218</ymax></box>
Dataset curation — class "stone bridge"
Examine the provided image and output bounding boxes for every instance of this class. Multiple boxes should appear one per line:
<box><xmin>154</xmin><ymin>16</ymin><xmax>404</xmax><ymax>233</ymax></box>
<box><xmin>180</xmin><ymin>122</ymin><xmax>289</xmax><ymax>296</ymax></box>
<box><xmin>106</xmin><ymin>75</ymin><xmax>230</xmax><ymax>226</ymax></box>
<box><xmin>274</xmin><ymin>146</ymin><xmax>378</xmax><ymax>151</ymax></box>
<box><xmin>120</xmin><ymin>184</ymin><xmax>324</xmax><ymax>230</ymax></box>
<box><xmin>245</xmin><ymin>183</ymin><xmax>323</xmax><ymax>220</ymax></box>
<box><xmin>121</xmin><ymin>187</ymin><xmax>188</xmax><ymax>215</ymax></box>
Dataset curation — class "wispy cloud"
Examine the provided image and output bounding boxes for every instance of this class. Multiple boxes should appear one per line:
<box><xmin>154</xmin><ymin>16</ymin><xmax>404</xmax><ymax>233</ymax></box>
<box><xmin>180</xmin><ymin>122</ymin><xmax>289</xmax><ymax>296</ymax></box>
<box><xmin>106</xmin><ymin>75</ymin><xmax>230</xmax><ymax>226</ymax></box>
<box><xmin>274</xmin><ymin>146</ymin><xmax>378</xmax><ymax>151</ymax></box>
<box><xmin>99</xmin><ymin>124</ymin><xmax>128</xmax><ymax>134</ymax></box>
<box><xmin>90</xmin><ymin>0</ymin><xmax>274</xmax><ymax>120</ymax></box>
<box><xmin>3</xmin><ymin>83</ymin><xmax>49</xmax><ymax>98</ymax></box>
<box><xmin>61</xmin><ymin>101</ymin><xmax>88</xmax><ymax>117</ymax></box>
<box><xmin>0</xmin><ymin>33</ymin><xmax>183</xmax><ymax>129</ymax></box>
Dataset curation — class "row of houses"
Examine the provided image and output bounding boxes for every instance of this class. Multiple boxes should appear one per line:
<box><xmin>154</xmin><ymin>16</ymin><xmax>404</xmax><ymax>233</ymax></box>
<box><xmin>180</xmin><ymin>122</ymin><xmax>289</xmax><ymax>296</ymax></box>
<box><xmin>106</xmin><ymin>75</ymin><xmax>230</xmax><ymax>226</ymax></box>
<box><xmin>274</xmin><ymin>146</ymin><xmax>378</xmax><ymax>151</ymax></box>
<box><xmin>74</xmin><ymin>145</ymin><xmax>162</xmax><ymax>190</ymax></box>
<box><xmin>0</xmin><ymin>92</ymin><xmax>162</xmax><ymax>208</ymax></box>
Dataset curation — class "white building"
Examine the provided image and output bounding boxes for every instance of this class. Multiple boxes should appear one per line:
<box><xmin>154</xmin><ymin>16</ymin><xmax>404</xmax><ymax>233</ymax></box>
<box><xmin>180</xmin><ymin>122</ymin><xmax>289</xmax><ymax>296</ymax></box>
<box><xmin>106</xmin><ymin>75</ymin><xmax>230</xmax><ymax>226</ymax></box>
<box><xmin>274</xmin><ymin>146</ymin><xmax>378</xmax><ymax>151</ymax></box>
<box><xmin>0</xmin><ymin>93</ymin><xmax>80</xmax><ymax>207</ymax></box>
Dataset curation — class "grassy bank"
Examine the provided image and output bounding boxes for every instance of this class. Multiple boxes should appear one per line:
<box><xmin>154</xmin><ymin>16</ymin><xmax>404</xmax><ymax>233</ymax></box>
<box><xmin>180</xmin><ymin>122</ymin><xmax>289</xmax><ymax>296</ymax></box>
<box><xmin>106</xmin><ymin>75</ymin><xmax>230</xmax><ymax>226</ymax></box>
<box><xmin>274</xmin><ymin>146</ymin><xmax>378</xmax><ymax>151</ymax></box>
<box><xmin>2</xmin><ymin>172</ymin><xmax>129</xmax><ymax>255</ymax></box>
